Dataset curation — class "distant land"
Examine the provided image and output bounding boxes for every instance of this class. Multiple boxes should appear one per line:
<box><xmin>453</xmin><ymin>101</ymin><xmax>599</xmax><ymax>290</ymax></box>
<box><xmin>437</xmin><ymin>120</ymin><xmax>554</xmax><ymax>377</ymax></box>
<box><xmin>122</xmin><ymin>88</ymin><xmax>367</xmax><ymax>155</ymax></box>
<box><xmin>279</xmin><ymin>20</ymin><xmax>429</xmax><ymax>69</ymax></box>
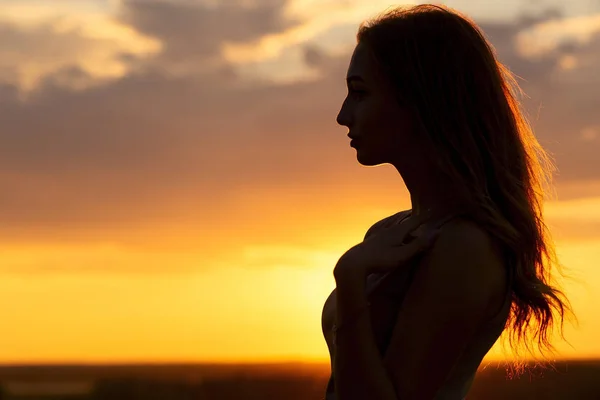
<box><xmin>0</xmin><ymin>361</ymin><xmax>331</xmax><ymax>382</ymax></box>
<box><xmin>0</xmin><ymin>360</ymin><xmax>598</xmax><ymax>399</ymax></box>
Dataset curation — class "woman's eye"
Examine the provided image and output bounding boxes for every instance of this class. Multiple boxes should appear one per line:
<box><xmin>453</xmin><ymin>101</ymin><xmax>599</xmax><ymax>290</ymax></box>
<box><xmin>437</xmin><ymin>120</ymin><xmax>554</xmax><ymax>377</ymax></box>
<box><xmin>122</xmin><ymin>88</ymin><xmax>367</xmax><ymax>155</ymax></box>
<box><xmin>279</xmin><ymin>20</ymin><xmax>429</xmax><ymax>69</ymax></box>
<box><xmin>349</xmin><ymin>88</ymin><xmax>367</xmax><ymax>98</ymax></box>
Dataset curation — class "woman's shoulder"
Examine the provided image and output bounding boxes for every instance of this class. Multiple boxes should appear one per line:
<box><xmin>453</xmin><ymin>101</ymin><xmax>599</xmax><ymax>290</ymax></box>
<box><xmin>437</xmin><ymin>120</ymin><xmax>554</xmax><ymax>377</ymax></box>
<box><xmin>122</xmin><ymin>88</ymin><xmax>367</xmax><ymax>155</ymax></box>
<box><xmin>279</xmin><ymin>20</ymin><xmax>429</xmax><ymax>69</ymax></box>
<box><xmin>424</xmin><ymin>217</ymin><xmax>508</xmax><ymax>305</ymax></box>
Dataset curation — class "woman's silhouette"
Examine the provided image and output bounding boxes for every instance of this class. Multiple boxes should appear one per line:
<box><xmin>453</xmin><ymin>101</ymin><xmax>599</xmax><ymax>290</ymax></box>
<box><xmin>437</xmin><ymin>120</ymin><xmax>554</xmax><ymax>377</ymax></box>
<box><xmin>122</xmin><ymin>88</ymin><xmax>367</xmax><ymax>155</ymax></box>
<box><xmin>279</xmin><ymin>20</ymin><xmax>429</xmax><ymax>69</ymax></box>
<box><xmin>321</xmin><ymin>4</ymin><xmax>571</xmax><ymax>400</ymax></box>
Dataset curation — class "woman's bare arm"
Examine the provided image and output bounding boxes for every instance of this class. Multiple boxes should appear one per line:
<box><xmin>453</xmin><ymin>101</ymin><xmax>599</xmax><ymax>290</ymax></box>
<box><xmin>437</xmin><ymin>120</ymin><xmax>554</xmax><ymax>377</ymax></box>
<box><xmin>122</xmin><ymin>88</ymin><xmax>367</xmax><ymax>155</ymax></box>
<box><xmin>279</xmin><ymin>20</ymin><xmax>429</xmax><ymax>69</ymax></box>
<box><xmin>333</xmin><ymin>220</ymin><xmax>506</xmax><ymax>400</ymax></box>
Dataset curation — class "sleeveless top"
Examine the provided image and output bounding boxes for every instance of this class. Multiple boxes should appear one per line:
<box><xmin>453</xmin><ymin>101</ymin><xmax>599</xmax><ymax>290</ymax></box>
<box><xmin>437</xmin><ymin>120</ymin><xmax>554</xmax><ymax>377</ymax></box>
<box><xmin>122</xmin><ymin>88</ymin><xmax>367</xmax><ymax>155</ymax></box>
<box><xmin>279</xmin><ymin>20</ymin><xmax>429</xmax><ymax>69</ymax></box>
<box><xmin>321</xmin><ymin>210</ymin><xmax>513</xmax><ymax>400</ymax></box>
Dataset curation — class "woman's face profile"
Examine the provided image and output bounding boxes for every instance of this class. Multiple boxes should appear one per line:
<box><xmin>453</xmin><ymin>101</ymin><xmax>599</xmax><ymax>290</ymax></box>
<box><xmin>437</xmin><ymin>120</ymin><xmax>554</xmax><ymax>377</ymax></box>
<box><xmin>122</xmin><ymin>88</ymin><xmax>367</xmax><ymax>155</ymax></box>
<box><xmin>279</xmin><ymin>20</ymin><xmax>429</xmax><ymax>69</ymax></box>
<box><xmin>336</xmin><ymin>42</ymin><xmax>418</xmax><ymax>168</ymax></box>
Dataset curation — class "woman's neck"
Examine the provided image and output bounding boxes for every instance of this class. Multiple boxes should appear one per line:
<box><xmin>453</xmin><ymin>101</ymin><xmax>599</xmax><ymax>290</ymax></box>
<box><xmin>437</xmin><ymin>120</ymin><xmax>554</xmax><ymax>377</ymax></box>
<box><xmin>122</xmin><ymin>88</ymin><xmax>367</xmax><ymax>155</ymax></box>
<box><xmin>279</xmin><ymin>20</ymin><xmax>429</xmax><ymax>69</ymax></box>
<box><xmin>399</xmin><ymin>167</ymin><xmax>464</xmax><ymax>219</ymax></box>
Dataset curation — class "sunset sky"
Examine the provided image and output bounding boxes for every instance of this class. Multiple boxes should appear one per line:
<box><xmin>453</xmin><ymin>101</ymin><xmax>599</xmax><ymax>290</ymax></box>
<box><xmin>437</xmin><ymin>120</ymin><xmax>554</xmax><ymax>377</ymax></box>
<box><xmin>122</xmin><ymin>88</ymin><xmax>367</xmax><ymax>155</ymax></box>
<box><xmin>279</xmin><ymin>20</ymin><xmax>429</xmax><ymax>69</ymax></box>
<box><xmin>1</xmin><ymin>0</ymin><xmax>600</xmax><ymax>365</ymax></box>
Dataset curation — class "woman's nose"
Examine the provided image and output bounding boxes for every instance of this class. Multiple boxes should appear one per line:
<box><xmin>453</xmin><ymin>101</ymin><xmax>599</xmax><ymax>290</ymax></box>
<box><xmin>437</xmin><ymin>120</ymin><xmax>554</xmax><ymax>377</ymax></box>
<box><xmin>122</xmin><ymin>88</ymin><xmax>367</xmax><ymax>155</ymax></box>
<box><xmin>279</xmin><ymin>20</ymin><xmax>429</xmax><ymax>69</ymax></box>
<box><xmin>336</xmin><ymin>101</ymin><xmax>350</xmax><ymax>127</ymax></box>
<box><xmin>336</xmin><ymin>112</ymin><xmax>344</xmax><ymax>127</ymax></box>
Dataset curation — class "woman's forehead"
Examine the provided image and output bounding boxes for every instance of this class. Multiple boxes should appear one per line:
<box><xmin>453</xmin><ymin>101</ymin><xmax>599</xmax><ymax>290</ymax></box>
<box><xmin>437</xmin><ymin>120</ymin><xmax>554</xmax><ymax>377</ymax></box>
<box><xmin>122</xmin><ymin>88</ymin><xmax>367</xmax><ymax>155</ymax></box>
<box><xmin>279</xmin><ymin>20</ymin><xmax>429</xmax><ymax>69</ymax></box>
<box><xmin>348</xmin><ymin>42</ymin><xmax>390</xmax><ymax>88</ymax></box>
<box><xmin>347</xmin><ymin>43</ymin><xmax>374</xmax><ymax>82</ymax></box>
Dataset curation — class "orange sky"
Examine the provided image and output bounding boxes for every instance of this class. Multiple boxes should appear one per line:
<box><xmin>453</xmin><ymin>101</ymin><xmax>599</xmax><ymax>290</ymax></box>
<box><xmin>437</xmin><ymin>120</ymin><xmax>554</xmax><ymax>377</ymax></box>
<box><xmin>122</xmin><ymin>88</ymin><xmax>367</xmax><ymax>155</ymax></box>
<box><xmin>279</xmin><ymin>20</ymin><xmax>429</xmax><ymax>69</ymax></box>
<box><xmin>2</xmin><ymin>180</ymin><xmax>600</xmax><ymax>364</ymax></box>
<box><xmin>1</xmin><ymin>0</ymin><xmax>600</xmax><ymax>364</ymax></box>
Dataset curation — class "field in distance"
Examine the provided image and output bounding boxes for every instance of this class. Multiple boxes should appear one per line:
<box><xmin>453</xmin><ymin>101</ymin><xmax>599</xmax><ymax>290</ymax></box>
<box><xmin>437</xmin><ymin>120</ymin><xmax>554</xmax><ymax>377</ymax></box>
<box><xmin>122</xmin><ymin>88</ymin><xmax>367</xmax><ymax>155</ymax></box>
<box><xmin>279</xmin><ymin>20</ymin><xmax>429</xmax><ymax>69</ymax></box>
<box><xmin>0</xmin><ymin>360</ymin><xmax>598</xmax><ymax>399</ymax></box>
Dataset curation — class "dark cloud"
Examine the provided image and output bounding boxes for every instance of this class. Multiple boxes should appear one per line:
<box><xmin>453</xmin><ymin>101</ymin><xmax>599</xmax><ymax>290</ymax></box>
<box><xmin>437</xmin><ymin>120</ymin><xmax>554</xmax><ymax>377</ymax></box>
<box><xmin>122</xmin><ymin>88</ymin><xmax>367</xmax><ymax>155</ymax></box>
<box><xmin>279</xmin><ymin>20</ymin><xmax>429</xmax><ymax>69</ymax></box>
<box><xmin>304</xmin><ymin>45</ymin><xmax>326</xmax><ymax>68</ymax></box>
<box><xmin>0</xmin><ymin>2</ymin><xmax>599</xmax><ymax>253</ymax></box>
<box><xmin>477</xmin><ymin>13</ymin><xmax>600</xmax><ymax>182</ymax></box>
<box><xmin>116</xmin><ymin>0</ymin><xmax>297</xmax><ymax>73</ymax></box>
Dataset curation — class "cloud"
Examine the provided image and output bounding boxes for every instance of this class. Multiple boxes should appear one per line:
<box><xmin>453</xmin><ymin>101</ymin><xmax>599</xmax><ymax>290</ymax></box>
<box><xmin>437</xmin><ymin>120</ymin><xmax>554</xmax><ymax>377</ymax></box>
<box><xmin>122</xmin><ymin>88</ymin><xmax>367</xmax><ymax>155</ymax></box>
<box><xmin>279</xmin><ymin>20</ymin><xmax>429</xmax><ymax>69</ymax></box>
<box><xmin>0</xmin><ymin>1</ymin><xmax>599</xmax><ymax>273</ymax></box>
<box><xmin>0</xmin><ymin>242</ymin><xmax>219</xmax><ymax>274</ymax></box>
<box><xmin>545</xmin><ymin>196</ymin><xmax>600</xmax><ymax>242</ymax></box>
<box><xmin>219</xmin><ymin>0</ymin><xmax>419</xmax><ymax>82</ymax></box>
<box><xmin>580</xmin><ymin>126</ymin><xmax>600</xmax><ymax>142</ymax></box>
<box><xmin>515</xmin><ymin>13</ymin><xmax>600</xmax><ymax>58</ymax></box>
<box><xmin>0</xmin><ymin>1</ymin><xmax>161</xmax><ymax>93</ymax></box>
<box><xmin>241</xmin><ymin>244</ymin><xmax>340</xmax><ymax>270</ymax></box>
<box><xmin>473</xmin><ymin>11</ymin><xmax>600</xmax><ymax>182</ymax></box>
<box><xmin>116</xmin><ymin>0</ymin><xmax>296</xmax><ymax>78</ymax></box>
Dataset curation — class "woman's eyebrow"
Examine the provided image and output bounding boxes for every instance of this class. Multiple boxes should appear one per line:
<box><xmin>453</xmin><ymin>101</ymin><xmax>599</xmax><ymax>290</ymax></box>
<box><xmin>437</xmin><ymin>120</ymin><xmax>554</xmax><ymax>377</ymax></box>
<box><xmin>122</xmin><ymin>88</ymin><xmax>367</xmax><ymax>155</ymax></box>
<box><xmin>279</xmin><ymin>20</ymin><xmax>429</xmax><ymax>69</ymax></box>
<box><xmin>346</xmin><ymin>75</ymin><xmax>366</xmax><ymax>84</ymax></box>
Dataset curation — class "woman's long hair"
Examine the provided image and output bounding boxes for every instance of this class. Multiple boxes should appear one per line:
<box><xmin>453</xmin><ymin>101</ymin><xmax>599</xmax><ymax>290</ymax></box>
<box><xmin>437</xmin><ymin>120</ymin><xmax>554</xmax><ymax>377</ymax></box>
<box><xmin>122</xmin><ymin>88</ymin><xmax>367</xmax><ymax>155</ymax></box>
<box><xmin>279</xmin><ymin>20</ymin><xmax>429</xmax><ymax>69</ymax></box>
<box><xmin>356</xmin><ymin>4</ymin><xmax>572</xmax><ymax>372</ymax></box>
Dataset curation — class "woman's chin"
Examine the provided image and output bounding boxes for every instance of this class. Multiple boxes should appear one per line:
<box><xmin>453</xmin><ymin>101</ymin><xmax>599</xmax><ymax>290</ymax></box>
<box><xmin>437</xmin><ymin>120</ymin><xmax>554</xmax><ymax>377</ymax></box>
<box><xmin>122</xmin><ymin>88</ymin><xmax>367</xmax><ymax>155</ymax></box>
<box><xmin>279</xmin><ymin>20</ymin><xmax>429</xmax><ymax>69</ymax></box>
<box><xmin>356</xmin><ymin>152</ymin><xmax>383</xmax><ymax>166</ymax></box>
<box><xmin>352</xmin><ymin>145</ymin><xmax>386</xmax><ymax>166</ymax></box>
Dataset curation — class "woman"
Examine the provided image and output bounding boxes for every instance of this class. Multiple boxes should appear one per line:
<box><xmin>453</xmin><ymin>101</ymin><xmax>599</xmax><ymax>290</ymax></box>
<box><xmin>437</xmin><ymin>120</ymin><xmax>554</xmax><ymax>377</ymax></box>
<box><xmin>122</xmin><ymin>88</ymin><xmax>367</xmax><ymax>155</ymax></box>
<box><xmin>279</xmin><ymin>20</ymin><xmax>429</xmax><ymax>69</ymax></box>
<box><xmin>321</xmin><ymin>4</ymin><xmax>571</xmax><ymax>400</ymax></box>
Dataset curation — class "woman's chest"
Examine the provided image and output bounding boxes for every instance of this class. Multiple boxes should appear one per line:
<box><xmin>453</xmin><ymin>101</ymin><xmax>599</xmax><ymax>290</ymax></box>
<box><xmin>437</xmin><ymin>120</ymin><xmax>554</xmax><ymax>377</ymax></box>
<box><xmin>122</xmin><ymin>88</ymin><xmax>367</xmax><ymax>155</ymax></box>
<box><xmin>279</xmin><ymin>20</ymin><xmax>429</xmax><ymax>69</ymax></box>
<box><xmin>321</xmin><ymin>265</ymin><xmax>418</xmax><ymax>355</ymax></box>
